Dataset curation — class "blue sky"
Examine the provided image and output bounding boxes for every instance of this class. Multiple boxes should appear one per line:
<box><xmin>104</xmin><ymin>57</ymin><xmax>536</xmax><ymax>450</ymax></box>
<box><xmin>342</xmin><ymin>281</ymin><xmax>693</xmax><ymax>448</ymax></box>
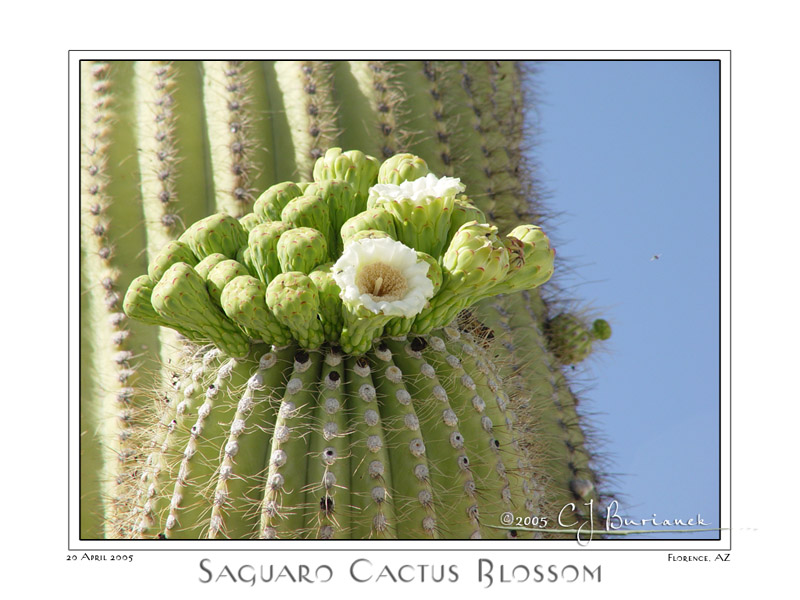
<box><xmin>531</xmin><ymin>61</ymin><xmax>721</xmax><ymax>539</ymax></box>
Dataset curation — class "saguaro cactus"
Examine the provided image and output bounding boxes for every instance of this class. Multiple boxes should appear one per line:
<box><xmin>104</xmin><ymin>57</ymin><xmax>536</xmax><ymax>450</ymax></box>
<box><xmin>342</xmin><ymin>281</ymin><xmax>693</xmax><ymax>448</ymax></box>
<box><xmin>80</xmin><ymin>60</ymin><xmax>611</xmax><ymax>539</ymax></box>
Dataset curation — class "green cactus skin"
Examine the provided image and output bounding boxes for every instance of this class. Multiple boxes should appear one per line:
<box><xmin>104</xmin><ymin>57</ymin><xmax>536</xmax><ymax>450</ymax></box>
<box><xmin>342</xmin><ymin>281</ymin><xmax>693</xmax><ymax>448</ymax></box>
<box><xmin>127</xmin><ymin>329</ymin><xmax>544</xmax><ymax>539</ymax></box>
<box><xmin>81</xmin><ymin>60</ymin><xmax>608</xmax><ymax>539</ymax></box>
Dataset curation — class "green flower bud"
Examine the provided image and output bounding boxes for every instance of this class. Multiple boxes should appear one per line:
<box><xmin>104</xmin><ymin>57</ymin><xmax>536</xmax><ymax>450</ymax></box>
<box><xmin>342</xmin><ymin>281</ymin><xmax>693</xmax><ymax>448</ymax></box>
<box><xmin>544</xmin><ymin>313</ymin><xmax>598</xmax><ymax>366</ymax></box>
<box><xmin>245</xmin><ymin>221</ymin><xmax>291</xmax><ymax>284</ymax></box>
<box><xmin>489</xmin><ymin>224</ymin><xmax>555</xmax><ymax>295</ymax></box>
<box><xmin>447</xmin><ymin>197</ymin><xmax>487</xmax><ymax>247</ymax></box>
<box><xmin>206</xmin><ymin>259</ymin><xmax>251</xmax><ymax>306</ymax></box>
<box><xmin>265</xmin><ymin>272</ymin><xmax>324</xmax><ymax>349</ymax></box>
<box><xmin>238</xmin><ymin>212</ymin><xmax>263</xmax><ymax>233</ymax></box>
<box><xmin>592</xmin><ymin>319</ymin><xmax>612</xmax><ymax>341</ymax></box>
<box><xmin>308</xmin><ymin>263</ymin><xmax>344</xmax><ymax>343</ymax></box>
<box><xmin>304</xmin><ymin>179</ymin><xmax>360</xmax><ymax>255</ymax></box>
<box><xmin>253</xmin><ymin>181</ymin><xmax>304</xmax><ymax>222</ymax></box>
<box><xmin>276</xmin><ymin>227</ymin><xmax>328</xmax><ymax>275</ymax></box>
<box><xmin>340</xmin><ymin>207</ymin><xmax>397</xmax><ymax>245</ymax></box>
<box><xmin>220</xmin><ymin>275</ymin><xmax>292</xmax><ymax>346</ymax></box>
<box><xmin>413</xmin><ymin>222</ymin><xmax>509</xmax><ymax>333</ymax></box>
<box><xmin>178</xmin><ymin>213</ymin><xmax>248</xmax><ymax>260</ymax></box>
<box><xmin>147</xmin><ymin>240</ymin><xmax>199</xmax><ymax>282</ymax></box>
<box><xmin>312</xmin><ymin>147</ymin><xmax>380</xmax><ymax>203</ymax></box>
<box><xmin>280</xmin><ymin>194</ymin><xmax>334</xmax><ymax>254</ymax></box>
<box><xmin>194</xmin><ymin>253</ymin><xmax>229</xmax><ymax>280</ymax></box>
<box><xmin>151</xmin><ymin>262</ymin><xmax>249</xmax><ymax>357</ymax></box>
<box><xmin>377</xmin><ymin>153</ymin><xmax>430</xmax><ymax>185</ymax></box>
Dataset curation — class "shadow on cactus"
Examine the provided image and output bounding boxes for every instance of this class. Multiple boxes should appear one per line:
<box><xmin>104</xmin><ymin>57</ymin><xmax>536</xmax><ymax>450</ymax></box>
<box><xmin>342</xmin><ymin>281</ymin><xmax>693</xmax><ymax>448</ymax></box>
<box><xmin>122</xmin><ymin>149</ymin><xmax>556</xmax><ymax>539</ymax></box>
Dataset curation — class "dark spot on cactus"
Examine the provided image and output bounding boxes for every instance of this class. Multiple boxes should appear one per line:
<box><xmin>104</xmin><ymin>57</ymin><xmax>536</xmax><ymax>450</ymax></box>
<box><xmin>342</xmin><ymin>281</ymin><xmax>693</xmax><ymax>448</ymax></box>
<box><xmin>302</xmin><ymin>64</ymin><xmax>313</xmax><ymax>75</ymax></box>
<box><xmin>328</xmin><ymin>371</ymin><xmax>340</xmax><ymax>382</ymax></box>
<box><xmin>373</xmin><ymin>82</ymin><xmax>386</xmax><ymax>93</ymax></box>
<box><xmin>381</xmin><ymin>124</ymin><xmax>392</xmax><ymax>136</ymax></box>
<box><xmin>231</xmin><ymin>163</ymin><xmax>244</xmax><ymax>175</ymax></box>
<box><xmin>157</xmin><ymin>533</ymin><xmax>166</xmax><ymax>540</ymax></box>
<box><xmin>159</xmin><ymin>190</ymin><xmax>170</xmax><ymax>203</ymax></box>
<box><xmin>307</xmin><ymin>104</ymin><xmax>319</xmax><ymax>116</ymax></box>
<box><xmin>93</xmin><ymin>224</ymin><xmax>106</xmax><ymax>237</ymax></box>
<box><xmin>155</xmin><ymin>112</ymin><xmax>166</xmax><ymax>123</ymax></box>
<box><xmin>295</xmin><ymin>350</ymin><xmax>310</xmax><ymax>364</ymax></box>
<box><xmin>304</xmin><ymin>83</ymin><xmax>316</xmax><ymax>95</ymax></box>
<box><xmin>356</xmin><ymin>356</ymin><xmax>369</xmax><ymax>369</ymax></box>
<box><xmin>382</xmin><ymin>146</ymin><xmax>394</xmax><ymax>158</ymax></box>
<box><xmin>509</xmin><ymin>530</ymin><xmax>518</xmax><ymax>538</ymax></box>
<box><xmin>378</xmin><ymin>102</ymin><xmax>389</xmax><ymax>113</ymax></box>
<box><xmin>154</xmin><ymin>81</ymin><xmax>166</xmax><ymax>91</ymax></box>
<box><xmin>410</xmin><ymin>337</ymin><xmax>427</xmax><ymax>352</ymax></box>
<box><xmin>228</xmin><ymin>100</ymin><xmax>241</xmax><ymax>111</ymax></box>
<box><xmin>231</xmin><ymin>141</ymin><xmax>244</xmax><ymax>154</ymax></box>
<box><xmin>377</xmin><ymin>342</ymin><xmax>389</xmax><ymax>354</ymax></box>
<box><xmin>224</xmin><ymin>68</ymin><xmax>239</xmax><ymax>77</ymax></box>
<box><xmin>430</xmin><ymin>89</ymin><xmax>440</xmax><ymax>101</ymax></box>
<box><xmin>229</xmin><ymin>121</ymin><xmax>241</xmax><ymax>134</ymax></box>
<box><xmin>89</xmin><ymin>184</ymin><xmax>99</xmax><ymax>195</ymax></box>
<box><xmin>234</xmin><ymin>187</ymin><xmax>247</xmax><ymax>201</ymax></box>
<box><xmin>441</xmin><ymin>152</ymin><xmax>451</xmax><ymax>166</ymax></box>
<box><xmin>88</xmin><ymin>164</ymin><xmax>98</xmax><ymax>176</ymax></box>
<box><xmin>310</xmin><ymin>125</ymin><xmax>320</xmax><ymax>137</ymax></box>
<box><xmin>437</xmin><ymin>131</ymin><xmax>450</xmax><ymax>143</ymax></box>
<box><xmin>433</xmin><ymin>111</ymin><xmax>443</xmax><ymax>121</ymax></box>
<box><xmin>98</xmin><ymin>246</ymin><xmax>111</xmax><ymax>260</ymax></box>
<box><xmin>155</xmin><ymin>130</ymin><xmax>167</xmax><ymax>142</ymax></box>
<box><xmin>493</xmin><ymin>439</ymin><xmax>501</xmax><ymax>449</ymax></box>
<box><xmin>158</xmin><ymin>169</ymin><xmax>170</xmax><ymax>181</ymax></box>
<box><xmin>89</xmin><ymin>203</ymin><xmax>101</xmax><ymax>215</ymax></box>
<box><xmin>423</xmin><ymin>62</ymin><xmax>435</xmax><ymax>81</ymax></box>
<box><xmin>161</xmin><ymin>214</ymin><xmax>177</xmax><ymax>228</ymax></box>
<box><xmin>310</xmin><ymin>148</ymin><xmax>323</xmax><ymax>160</ymax></box>
<box><xmin>208</xmin><ymin>383</ymin><xmax>216</xmax><ymax>391</ymax></box>
<box><xmin>101</xmin><ymin>276</ymin><xmax>114</xmax><ymax>290</ymax></box>
<box><xmin>320</xmin><ymin>496</ymin><xmax>334</xmax><ymax>513</ymax></box>
<box><xmin>226</xmin><ymin>83</ymin><xmax>239</xmax><ymax>93</ymax></box>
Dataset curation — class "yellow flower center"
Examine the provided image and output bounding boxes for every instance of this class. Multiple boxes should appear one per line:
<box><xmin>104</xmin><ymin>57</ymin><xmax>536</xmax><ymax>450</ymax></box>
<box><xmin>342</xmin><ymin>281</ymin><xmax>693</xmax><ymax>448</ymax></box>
<box><xmin>356</xmin><ymin>262</ymin><xmax>408</xmax><ymax>302</ymax></box>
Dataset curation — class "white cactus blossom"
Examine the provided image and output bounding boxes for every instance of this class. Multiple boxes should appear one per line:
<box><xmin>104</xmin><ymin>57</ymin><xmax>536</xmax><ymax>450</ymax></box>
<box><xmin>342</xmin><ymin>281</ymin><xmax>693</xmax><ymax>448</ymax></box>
<box><xmin>368</xmin><ymin>173</ymin><xmax>465</xmax><ymax>205</ymax></box>
<box><xmin>333</xmin><ymin>237</ymin><xmax>434</xmax><ymax>317</ymax></box>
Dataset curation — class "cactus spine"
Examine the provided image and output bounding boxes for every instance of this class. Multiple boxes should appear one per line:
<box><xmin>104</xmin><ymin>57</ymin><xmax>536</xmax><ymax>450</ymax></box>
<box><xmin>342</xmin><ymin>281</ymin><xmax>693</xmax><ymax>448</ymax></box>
<box><xmin>80</xmin><ymin>60</ymin><xmax>609</xmax><ymax>539</ymax></box>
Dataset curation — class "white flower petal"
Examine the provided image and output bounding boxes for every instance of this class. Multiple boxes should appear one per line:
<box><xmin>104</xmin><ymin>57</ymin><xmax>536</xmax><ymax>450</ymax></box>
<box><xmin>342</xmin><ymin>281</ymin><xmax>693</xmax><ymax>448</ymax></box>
<box><xmin>332</xmin><ymin>238</ymin><xmax>434</xmax><ymax>318</ymax></box>
<box><xmin>368</xmin><ymin>173</ymin><xmax>465</xmax><ymax>206</ymax></box>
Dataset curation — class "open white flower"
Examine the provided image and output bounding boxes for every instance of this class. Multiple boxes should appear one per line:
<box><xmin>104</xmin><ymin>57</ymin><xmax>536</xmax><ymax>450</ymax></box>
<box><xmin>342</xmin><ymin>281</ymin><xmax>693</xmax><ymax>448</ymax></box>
<box><xmin>368</xmin><ymin>173</ymin><xmax>465</xmax><ymax>206</ymax></box>
<box><xmin>332</xmin><ymin>237</ymin><xmax>434</xmax><ymax>317</ymax></box>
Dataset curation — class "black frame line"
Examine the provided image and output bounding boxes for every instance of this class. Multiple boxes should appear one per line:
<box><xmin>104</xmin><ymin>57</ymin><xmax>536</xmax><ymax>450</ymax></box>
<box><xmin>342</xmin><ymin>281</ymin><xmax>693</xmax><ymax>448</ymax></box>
<box><xmin>69</xmin><ymin>50</ymin><xmax>731</xmax><ymax>552</ymax></box>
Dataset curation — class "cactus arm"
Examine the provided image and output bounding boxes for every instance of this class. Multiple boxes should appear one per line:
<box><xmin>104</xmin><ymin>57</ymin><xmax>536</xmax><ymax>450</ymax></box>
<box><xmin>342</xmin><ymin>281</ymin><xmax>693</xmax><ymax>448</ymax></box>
<box><xmin>303</xmin><ymin>349</ymin><xmax>352</xmax><ymax>538</ymax></box>
<box><xmin>260</xmin><ymin>350</ymin><xmax>322</xmax><ymax>538</ymax></box>
<box><xmin>343</xmin><ymin>356</ymin><xmax>398</xmax><ymax>539</ymax></box>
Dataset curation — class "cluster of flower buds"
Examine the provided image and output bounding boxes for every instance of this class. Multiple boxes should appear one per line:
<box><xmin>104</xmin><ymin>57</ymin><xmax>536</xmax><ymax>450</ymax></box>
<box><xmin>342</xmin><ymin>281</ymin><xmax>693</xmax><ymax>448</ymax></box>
<box><xmin>124</xmin><ymin>149</ymin><xmax>556</xmax><ymax>355</ymax></box>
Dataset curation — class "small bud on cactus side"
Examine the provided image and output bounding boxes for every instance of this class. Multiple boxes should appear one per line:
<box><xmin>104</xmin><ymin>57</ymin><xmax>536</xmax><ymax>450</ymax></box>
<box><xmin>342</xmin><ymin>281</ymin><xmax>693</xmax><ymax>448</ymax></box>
<box><xmin>121</xmin><ymin>148</ymin><xmax>559</xmax><ymax>539</ymax></box>
<box><xmin>544</xmin><ymin>313</ymin><xmax>612</xmax><ymax>365</ymax></box>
